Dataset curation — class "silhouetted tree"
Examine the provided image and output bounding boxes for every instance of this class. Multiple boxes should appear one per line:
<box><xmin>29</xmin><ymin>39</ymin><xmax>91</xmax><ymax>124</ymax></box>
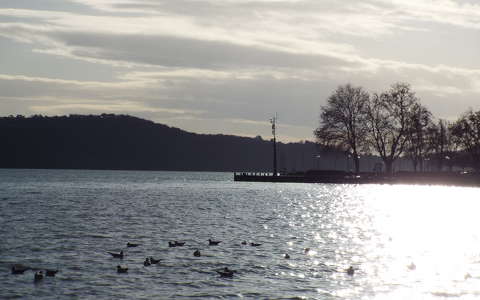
<box><xmin>450</xmin><ymin>110</ymin><xmax>480</xmax><ymax>171</ymax></box>
<box><xmin>365</xmin><ymin>83</ymin><xmax>420</xmax><ymax>175</ymax></box>
<box><xmin>404</xmin><ymin>103</ymin><xmax>432</xmax><ymax>172</ymax></box>
<box><xmin>314</xmin><ymin>84</ymin><xmax>369</xmax><ymax>173</ymax></box>
<box><xmin>427</xmin><ymin>119</ymin><xmax>455</xmax><ymax>171</ymax></box>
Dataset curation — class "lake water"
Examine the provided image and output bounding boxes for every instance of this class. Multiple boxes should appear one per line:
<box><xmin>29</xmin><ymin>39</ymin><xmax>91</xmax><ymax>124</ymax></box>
<box><xmin>1</xmin><ymin>169</ymin><xmax>480</xmax><ymax>299</ymax></box>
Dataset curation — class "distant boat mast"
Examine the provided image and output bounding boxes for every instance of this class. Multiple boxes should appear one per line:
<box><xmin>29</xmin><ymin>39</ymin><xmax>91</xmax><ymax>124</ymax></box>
<box><xmin>270</xmin><ymin>114</ymin><xmax>277</xmax><ymax>176</ymax></box>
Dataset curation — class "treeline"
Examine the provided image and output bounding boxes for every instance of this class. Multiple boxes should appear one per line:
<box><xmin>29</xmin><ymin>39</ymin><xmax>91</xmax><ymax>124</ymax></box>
<box><xmin>0</xmin><ymin>114</ymin><xmax>324</xmax><ymax>172</ymax></box>
<box><xmin>314</xmin><ymin>82</ymin><xmax>480</xmax><ymax>174</ymax></box>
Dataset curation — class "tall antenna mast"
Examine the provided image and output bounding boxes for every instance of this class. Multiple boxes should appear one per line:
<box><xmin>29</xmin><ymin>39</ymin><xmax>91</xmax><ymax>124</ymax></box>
<box><xmin>270</xmin><ymin>114</ymin><xmax>278</xmax><ymax>176</ymax></box>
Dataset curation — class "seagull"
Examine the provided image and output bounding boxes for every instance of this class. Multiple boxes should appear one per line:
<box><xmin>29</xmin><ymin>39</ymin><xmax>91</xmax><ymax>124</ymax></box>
<box><xmin>208</xmin><ymin>239</ymin><xmax>222</xmax><ymax>246</ymax></box>
<box><xmin>107</xmin><ymin>251</ymin><xmax>124</xmax><ymax>259</ymax></box>
<box><xmin>117</xmin><ymin>265</ymin><xmax>128</xmax><ymax>273</ymax></box>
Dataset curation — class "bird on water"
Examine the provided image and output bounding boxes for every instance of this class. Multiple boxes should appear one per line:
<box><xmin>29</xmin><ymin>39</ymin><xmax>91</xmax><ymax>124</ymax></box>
<box><xmin>107</xmin><ymin>251</ymin><xmax>124</xmax><ymax>259</ymax></box>
<box><xmin>117</xmin><ymin>265</ymin><xmax>128</xmax><ymax>273</ymax></box>
<box><xmin>208</xmin><ymin>239</ymin><xmax>222</xmax><ymax>246</ymax></box>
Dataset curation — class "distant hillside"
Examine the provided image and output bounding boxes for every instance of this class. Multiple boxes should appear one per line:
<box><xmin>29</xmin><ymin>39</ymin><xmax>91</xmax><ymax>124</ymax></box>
<box><xmin>1</xmin><ymin>114</ymin><xmax>331</xmax><ymax>172</ymax></box>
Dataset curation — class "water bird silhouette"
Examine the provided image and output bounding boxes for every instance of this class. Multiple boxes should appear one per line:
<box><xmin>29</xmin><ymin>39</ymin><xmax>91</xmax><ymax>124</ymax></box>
<box><xmin>117</xmin><ymin>265</ymin><xmax>128</xmax><ymax>273</ymax></box>
<box><xmin>11</xmin><ymin>265</ymin><xmax>29</xmax><ymax>274</ymax></box>
<box><xmin>284</xmin><ymin>254</ymin><xmax>290</xmax><ymax>259</ymax></box>
<box><xmin>241</xmin><ymin>241</ymin><xmax>247</xmax><ymax>245</ymax></box>
<box><xmin>169</xmin><ymin>241</ymin><xmax>185</xmax><ymax>247</ymax></box>
<box><xmin>149</xmin><ymin>257</ymin><xmax>161</xmax><ymax>264</ymax></box>
<box><xmin>108</xmin><ymin>251</ymin><xmax>124</xmax><ymax>259</ymax></box>
<box><xmin>34</xmin><ymin>271</ymin><xmax>43</xmax><ymax>281</ymax></box>
<box><xmin>250</xmin><ymin>242</ymin><xmax>261</xmax><ymax>247</ymax></box>
<box><xmin>216</xmin><ymin>267</ymin><xmax>235</xmax><ymax>277</ymax></box>
<box><xmin>208</xmin><ymin>239</ymin><xmax>221</xmax><ymax>246</ymax></box>
<box><xmin>193</xmin><ymin>250</ymin><xmax>201</xmax><ymax>257</ymax></box>
<box><xmin>144</xmin><ymin>258</ymin><xmax>151</xmax><ymax>266</ymax></box>
<box><xmin>347</xmin><ymin>266</ymin><xmax>355</xmax><ymax>275</ymax></box>
<box><xmin>45</xmin><ymin>269</ymin><xmax>58</xmax><ymax>277</ymax></box>
<box><xmin>127</xmin><ymin>242</ymin><xmax>140</xmax><ymax>247</ymax></box>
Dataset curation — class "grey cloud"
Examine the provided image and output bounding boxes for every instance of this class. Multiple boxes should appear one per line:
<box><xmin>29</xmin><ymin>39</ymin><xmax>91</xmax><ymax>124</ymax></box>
<box><xmin>52</xmin><ymin>31</ymin><xmax>356</xmax><ymax>70</ymax></box>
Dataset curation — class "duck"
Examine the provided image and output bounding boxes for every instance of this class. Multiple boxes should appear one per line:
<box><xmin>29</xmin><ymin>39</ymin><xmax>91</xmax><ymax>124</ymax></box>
<box><xmin>11</xmin><ymin>265</ymin><xmax>29</xmax><ymax>274</ymax></box>
<box><xmin>144</xmin><ymin>258</ymin><xmax>151</xmax><ymax>267</ymax></box>
<box><xmin>284</xmin><ymin>254</ymin><xmax>290</xmax><ymax>259</ymax></box>
<box><xmin>208</xmin><ymin>239</ymin><xmax>221</xmax><ymax>246</ymax></box>
<box><xmin>347</xmin><ymin>266</ymin><xmax>355</xmax><ymax>275</ymax></box>
<box><xmin>34</xmin><ymin>271</ymin><xmax>44</xmax><ymax>281</ymax></box>
<box><xmin>193</xmin><ymin>250</ymin><xmax>201</xmax><ymax>257</ymax></box>
<box><xmin>107</xmin><ymin>251</ymin><xmax>124</xmax><ymax>259</ymax></box>
<box><xmin>250</xmin><ymin>242</ymin><xmax>261</xmax><ymax>247</ymax></box>
<box><xmin>304</xmin><ymin>248</ymin><xmax>310</xmax><ymax>254</ymax></box>
<box><xmin>127</xmin><ymin>242</ymin><xmax>140</xmax><ymax>248</ymax></box>
<box><xmin>169</xmin><ymin>241</ymin><xmax>185</xmax><ymax>247</ymax></box>
<box><xmin>117</xmin><ymin>265</ymin><xmax>128</xmax><ymax>273</ymax></box>
<box><xmin>216</xmin><ymin>267</ymin><xmax>235</xmax><ymax>277</ymax></box>
<box><xmin>45</xmin><ymin>269</ymin><xmax>59</xmax><ymax>277</ymax></box>
<box><xmin>149</xmin><ymin>257</ymin><xmax>161</xmax><ymax>264</ymax></box>
<box><xmin>241</xmin><ymin>241</ymin><xmax>247</xmax><ymax>245</ymax></box>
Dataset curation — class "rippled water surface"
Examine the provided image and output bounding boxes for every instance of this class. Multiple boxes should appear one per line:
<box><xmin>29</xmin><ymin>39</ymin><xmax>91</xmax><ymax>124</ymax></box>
<box><xmin>1</xmin><ymin>169</ymin><xmax>480</xmax><ymax>299</ymax></box>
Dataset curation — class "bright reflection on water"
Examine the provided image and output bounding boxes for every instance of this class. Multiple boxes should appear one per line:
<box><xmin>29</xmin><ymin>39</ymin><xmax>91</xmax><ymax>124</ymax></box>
<box><xmin>0</xmin><ymin>169</ymin><xmax>479</xmax><ymax>299</ymax></box>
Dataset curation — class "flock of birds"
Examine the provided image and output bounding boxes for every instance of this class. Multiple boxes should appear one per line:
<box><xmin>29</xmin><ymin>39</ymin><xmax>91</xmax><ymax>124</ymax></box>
<box><xmin>9</xmin><ymin>239</ymin><xmax>357</xmax><ymax>283</ymax></box>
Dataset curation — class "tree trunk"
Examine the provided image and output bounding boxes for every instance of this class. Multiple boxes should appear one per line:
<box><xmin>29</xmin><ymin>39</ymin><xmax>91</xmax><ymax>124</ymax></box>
<box><xmin>353</xmin><ymin>155</ymin><xmax>360</xmax><ymax>174</ymax></box>
<box><xmin>384</xmin><ymin>159</ymin><xmax>394</xmax><ymax>176</ymax></box>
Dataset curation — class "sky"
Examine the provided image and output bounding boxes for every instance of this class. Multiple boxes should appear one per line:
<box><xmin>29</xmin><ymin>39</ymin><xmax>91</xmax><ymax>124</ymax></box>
<box><xmin>1</xmin><ymin>0</ymin><xmax>479</xmax><ymax>142</ymax></box>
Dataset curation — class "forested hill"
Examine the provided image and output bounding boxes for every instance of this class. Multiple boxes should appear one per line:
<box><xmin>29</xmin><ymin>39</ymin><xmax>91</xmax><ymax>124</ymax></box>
<box><xmin>0</xmin><ymin>114</ymin><xmax>321</xmax><ymax>172</ymax></box>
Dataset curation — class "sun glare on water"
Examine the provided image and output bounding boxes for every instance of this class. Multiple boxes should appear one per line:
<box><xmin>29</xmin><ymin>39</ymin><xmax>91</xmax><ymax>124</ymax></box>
<box><xmin>353</xmin><ymin>185</ymin><xmax>480</xmax><ymax>299</ymax></box>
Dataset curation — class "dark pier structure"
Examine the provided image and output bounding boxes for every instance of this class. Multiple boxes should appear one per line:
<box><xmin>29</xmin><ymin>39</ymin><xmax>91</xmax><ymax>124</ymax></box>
<box><xmin>234</xmin><ymin>117</ymin><xmax>480</xmax><ymax>187</ymax></box>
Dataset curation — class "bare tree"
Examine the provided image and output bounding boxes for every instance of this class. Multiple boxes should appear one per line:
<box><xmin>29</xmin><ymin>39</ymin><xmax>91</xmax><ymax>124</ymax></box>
<box><xmin>426</xmin><ymin>119</ymin><xmax>455</xmax><ymax>171</ymax></box>
<box><xmin>450</xmin><ymin>109</ymin><xmax>480</xmax><ymax>171</ymax></box>
<box><xmin>314</xmin><ymin>84</ymin><xmax>369</xmax><ymax>173</ymax></box>
<box><xmin>365</xmin><ymin>83</ymin><xmax>420</xmax><ymax>175</ymax></box>
<box><xmin>405</xmin><ymin>103</ymin><xmax>432</xmax><ymax>172</ymax></box>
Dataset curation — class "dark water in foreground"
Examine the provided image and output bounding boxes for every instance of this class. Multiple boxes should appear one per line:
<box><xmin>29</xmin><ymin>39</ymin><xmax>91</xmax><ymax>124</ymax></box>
<box><xmin>1</xmin><ymin>169</ymin><xmax>480</xmax><ymax>299</ymax></box>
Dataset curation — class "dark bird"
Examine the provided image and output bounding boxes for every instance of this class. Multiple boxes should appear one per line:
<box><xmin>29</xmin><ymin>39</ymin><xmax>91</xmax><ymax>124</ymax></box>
<box><xmin>304</xmin><ymin>248</ymin><xmax>310</xmax><ymax>254</ymax></box>
<box><xmin>107</xmin><ymin>251</ymin><xmax>124</xmax><ymax>259</ymax></box>
<box><xmin>241</xmin><ymin>241</ymin><xmax>247</xmax><ymax>245</ymax></box>
<box><xmin>208</xmin><ymin>239</ymin><xmax>222</xmax><ymax>246</ymax></box>
<box><xmin>34</xmin><ymin>271</ymin><xmax>43</xmax><ymax>281</ymax></box>
<box><xmin>127</xmin><ymin>242</ymin><xmax>140</xmax><ymax>247</ymax></box>
<box><xmin>193</xmin><ymin>250</ymin><xmax>201</xmax><ymax>257</ymax></box>
<box><xmin>216</xmin><ymin>267</ymin><xmax>235</xmax><ymax>278</ymax></box>
<box><xmin>169</xmin><ymin>241</ymin><xmax>186</xmax><ymax>247</ymax></box>
<box><xmin>45</xmin><ymin>269</ymin><xmax>59</xmax><ymax>277</ymax></box>
<box><xmin>144</xmin><ymin>258</ymin><xmax>151</xmax><ymax>267</ymax></box>
<box><xmin>117</xmin><ymin>265</ymin><xmax>128</xmax><ymax>273</ymax></box>
<box><xmin>250</xmin><ymin>242</ymin><xmax>261</xmax><ymax>247</ymax></box>
<box><xmin>149</xmin><ymin>257</ymin><xmax>161</xmax><ymax>264</ymax></box>
<box><xmin>347</xmin><ymin>266</ymin><xmax>355</xmax><ymax>276</ymax></box>
<box><xmin>11</xmin><ymin>265</ymin><xmax>29</xmax><ymax>274</ymax></box>
<box><xmin>284</xmin><ymin>254</ymin><xmax>290</xmax><ymax>259</ymax></box>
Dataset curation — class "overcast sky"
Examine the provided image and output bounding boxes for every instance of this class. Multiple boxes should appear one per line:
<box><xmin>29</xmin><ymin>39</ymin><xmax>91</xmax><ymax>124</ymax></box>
<box><xmin>1</xmin><ymin>0</ymin><xmax>479</xmax><ymax>142</ymax></box>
